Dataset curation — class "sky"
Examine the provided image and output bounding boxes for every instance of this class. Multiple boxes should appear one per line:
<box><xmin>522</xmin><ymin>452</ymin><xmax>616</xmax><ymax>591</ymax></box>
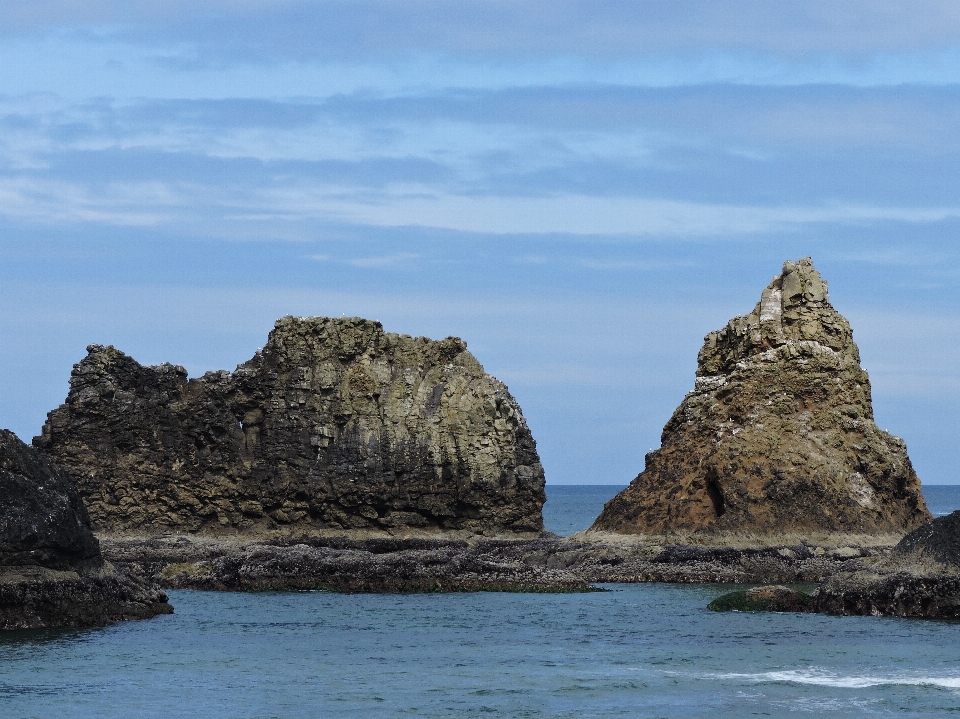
<box><xmin>2</xmin><ymin>1</ymin><xmax>960</xmax><ymax>485</ymax></box>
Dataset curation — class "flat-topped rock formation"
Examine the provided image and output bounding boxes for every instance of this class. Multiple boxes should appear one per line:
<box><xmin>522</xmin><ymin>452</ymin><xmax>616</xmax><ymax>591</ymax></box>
<box><xmin>35</xmin><ymin>316</ymin><xmax>545</xmax><ymax>536</ymax></box>
<box><xmin>592</xmin><ymin>257</ymin><xmax>931</xmax><ymax>539</ymax></box>
<box><xmin>0</xmin><ymin>430</ymin><xmax>171</xmax><ymax>629</ymax></box>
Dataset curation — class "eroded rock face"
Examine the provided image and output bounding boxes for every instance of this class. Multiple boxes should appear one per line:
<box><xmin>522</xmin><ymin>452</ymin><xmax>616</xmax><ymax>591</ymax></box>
<box><xmin>593</xmin><ymin>257</ymin><xmax>931</xmax><ymax>537</ymax></box>
<box><xmin>0</xmin><ymin>430</ymin><xmax>171</xmax><ymax>629</ymax></box>
<box><xmin>0</xmin><ymin>429</ymin><xmax>100</xmax><ymax>571</ymax></box>
<box><xmin>35</xmin><ymin>316</ymin><xmax>545</xmax><ymax>535</ymax></box>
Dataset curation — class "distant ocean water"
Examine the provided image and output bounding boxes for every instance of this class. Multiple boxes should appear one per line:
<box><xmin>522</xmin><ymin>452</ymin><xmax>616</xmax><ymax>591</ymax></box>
<box><xmin>3</xmin><ymin>484</ymin><xmax>960</xmax><ymax>719</ymax></box>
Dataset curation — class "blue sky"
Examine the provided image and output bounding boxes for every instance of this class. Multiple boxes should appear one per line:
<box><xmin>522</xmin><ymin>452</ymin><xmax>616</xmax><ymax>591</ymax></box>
<box><xmin>2</xmin><ymin>1</ymin><xmax>960</xmax><ymax>484</ymax></box>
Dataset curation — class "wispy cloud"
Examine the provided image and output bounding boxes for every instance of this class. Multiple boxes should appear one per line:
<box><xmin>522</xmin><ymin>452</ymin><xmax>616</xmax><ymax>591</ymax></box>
<box><xmin>5</xmin><ymin>1</ymin><xmax>960</xmax><ymax>60</ymax></box>
<box><xmin>309</xmin><ymin>251</ymin><xmax>421</xmax><ymax>268</ymax></box>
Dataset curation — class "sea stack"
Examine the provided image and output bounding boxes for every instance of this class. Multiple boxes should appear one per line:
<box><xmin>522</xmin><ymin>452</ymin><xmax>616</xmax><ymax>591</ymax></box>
<box><xmin>592</xmin><ymin>257</ymin><xmax>931</xmax><ymax>538</ymax></box>
<box><xmin>35</xmin><ymin>317</ymin><xmax>545</xmax><ymax>536</ymax></box>
<box><xmin>0</xmin><ymin>430</ymin><xmax>171</xmax><ymax>629</ymax></box>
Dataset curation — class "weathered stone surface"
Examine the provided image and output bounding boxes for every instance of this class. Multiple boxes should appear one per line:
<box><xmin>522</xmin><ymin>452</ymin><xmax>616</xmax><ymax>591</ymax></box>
<box><xmin>36</xmin><ymin>316</ymin><xmax>545</xmax><ymax>536</ymax></box>
<box><xmin>813</xmin><ymin>511</ymin><xmax>960</xmax><ymax>618</ymax></box>
<box><xmin>103</xmin><ymin>536</ymin><xmax>594</xmax><ymax>593</ymax></box>
<box><xmin>0</xmin><ymin>429</ymin><xmax>99</xmax><ymax>571</ymax></box>
<box><xmin>593</xmin><ymin>258</ymin><xmax>931</xmax><ymax>537</ymax></box>
<box><xmin>100</xmin><ymin>534</ymin><xmax>881</xmax><ymax>592</ymax></box>
<box><xmin>0</xmin><ymin>430</ymin><xmax>171</xmax><ymax>629</ymax></box>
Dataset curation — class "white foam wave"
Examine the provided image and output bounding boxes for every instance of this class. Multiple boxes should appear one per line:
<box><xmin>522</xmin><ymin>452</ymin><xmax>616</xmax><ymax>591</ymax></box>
<box><xmin>714</xmin><ymin>668</ymin><xmax>960</xmax><ymax>689</ymax></box>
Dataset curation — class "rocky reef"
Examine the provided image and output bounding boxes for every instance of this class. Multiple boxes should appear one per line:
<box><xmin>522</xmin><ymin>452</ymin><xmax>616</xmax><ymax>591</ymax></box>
<box><xmin>813</xmin><ymin>511</ymin><xmax>960</xmax><ymax>618</ymax></box>
<box><xmin>36</xmin><ymin>316</ymin><xmax>545</xmax><ymax>536</ymax></box>
<box><xmin>593</xmin><ymin>257</ymin><xmax>931</xmax><ymax>539</ymax></box>
<box><xmin>99</xmin><ymin>533</ymin><xmax>881</xmax><ymax>593</ymax></box>
<box><xmin>0</xmin><ymin>430</ymin><xmax>171</xmax><ymax>629</ymax></box>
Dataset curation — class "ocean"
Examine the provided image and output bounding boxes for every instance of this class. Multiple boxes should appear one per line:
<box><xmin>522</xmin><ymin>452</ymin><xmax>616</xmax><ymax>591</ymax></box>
<box><xmin>2</xmin><ymin>484</ymin><xmax>960</xmax><ymax>719</ymax></box>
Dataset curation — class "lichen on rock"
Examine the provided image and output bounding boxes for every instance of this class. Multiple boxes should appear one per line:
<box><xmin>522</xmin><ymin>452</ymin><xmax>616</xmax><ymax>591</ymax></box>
<box><xmin>35</xmin><ymin>316</ymin><xmax>545</xmax><ymax>536</ymax></box>
<box><xmin>592</xmin><ymin>257</ymin><xmax>931</xmax><ymax>538</ymax></box>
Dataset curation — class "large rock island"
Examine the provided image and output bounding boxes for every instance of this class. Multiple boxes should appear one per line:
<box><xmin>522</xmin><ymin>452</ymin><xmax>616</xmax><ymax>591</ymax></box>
<box><xmin>592</xmin><ymin>257</ymin><xmax>930</xmax><ymax>540</ymax></box>
<box><xmin>0</xmin><ymin>430</ymin><xmax>171</xmax><ymax>629</ymax></box>
<box><xmin>36</xmin><ymin>316</ymin><xmax>545</xmax><ymax>536</ymax></box>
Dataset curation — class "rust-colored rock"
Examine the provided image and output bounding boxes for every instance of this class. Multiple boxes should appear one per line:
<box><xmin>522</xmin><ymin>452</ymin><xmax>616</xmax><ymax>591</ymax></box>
<box><xmin>592</xmin><ymin>257</ymin><xmax>931</xmax><ymax>538</ymax></box>
<box><xmin>35</xmin><ymin>316</ymin><xmax>545</xmax><ymax>536</ymax></box>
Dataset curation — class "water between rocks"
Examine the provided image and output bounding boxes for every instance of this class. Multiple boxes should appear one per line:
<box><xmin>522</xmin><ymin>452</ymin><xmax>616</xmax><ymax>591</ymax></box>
<box><xmin>2</xmin><ymin>484</ymin><xmax>959</xmax><ymax>719</ymax></box>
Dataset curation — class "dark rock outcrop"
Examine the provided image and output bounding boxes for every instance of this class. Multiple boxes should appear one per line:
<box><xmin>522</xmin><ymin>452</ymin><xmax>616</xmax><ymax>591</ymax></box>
<box><xmin>813</xmin><ymin>511</ymin><xmax>960</xmax><ymax>618</ymax></box>
<box><xmin>592</xmin><ymin>258</ymin><xmax>931</xmax><ymax>538</ymax></box>
<box><xmin>36</xmin><ymin>316</ymin><xmax>545</xmax><ymax>536</ymax></box>
<box><xmin>103</xmin><ymin>536</ymin><xmax>594</xmax><ymax>593</ymax></box>
<box><xmin>0</xmin><ymin>430</ymin><xmax>171</xmax><ymax>629</ymax></box>
<box><xmin>99</xmin><ymin>534</ymin><xmax>882</xmax><ymax>592</ymax></box>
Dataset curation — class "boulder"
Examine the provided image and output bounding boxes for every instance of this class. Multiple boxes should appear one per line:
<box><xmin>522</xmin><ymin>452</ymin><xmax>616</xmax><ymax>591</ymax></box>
<box><xmin>0</xmin><ymin>430</ymin><xmax>171</xmax><ymax>629</ymax></box>
<box><xmin>592</xmin><ymin>257</ymin><xmax>931</xmax><ymax>538</ymax></box>
<box><xmin>708</xmin><ymin>584</ymin><xmax>814</xmax><ymax>612</ymax></box>
<box><xmin>35</xmin><ymin>316</ymin><xmax>545</xmax><ymax>536</ymax></box>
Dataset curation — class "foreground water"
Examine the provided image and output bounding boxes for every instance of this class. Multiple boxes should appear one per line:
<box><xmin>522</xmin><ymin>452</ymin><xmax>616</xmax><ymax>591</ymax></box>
<box><xmin>2</xmin><ymin>484</ymin><xmax>959</xmax><ymax>718</ymax></box>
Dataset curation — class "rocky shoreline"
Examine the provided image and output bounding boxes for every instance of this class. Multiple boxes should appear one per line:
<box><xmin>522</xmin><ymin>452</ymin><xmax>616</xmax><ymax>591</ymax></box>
<box><xmin>98</xmin><ymin>532</ymin><xmax>890</xmax><ymax>593</ymax></box>
<box><xmin>0</xmin><ymin>430</ymin><xmax>172</xmax><ymax>630</ymax></box>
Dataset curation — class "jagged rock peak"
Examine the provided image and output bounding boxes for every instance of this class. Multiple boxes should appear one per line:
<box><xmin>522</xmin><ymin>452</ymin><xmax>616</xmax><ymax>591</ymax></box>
<box><xmin>35</xmin><ymin>316</ymin><xmax>546</xmax><ymax>537</ymax></box>
<box><xmin>698</xmin><ymin>257</ymin><xmax>857</xmax><ymax>377</ymax></box>
<box><xmin>591</xmin><ymin>258</ymin><xmax>931</xmax><ymax>539</ymax></box>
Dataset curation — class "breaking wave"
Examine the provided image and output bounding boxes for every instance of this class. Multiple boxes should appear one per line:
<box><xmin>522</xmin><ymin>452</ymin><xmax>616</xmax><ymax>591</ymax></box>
<box><xmin>711</xmin><ymin>668</ymin><xmax>960</xmax><ymax>689</ymax></box>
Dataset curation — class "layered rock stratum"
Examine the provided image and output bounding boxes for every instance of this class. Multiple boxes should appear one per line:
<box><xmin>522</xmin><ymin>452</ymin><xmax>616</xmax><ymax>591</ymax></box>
<box><xmin>35</xmin><ymin>316</ymin><xmax>545</xmax><ymax>536</ymax></box>
<box><xmin>593</xmin><ymin>257</ymin><xmax>931</xmax><ymax>538</ymax></box>
<box><xmin>0</xmin><ymin>430</ymin><xmax>171</xmax><ymax>629</ymax></box>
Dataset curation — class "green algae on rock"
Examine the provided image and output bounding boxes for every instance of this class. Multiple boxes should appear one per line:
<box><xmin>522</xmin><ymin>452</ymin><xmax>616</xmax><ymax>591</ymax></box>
<box><xmin>708</xmin><ymin>585</ymin><xmax>814</xmax><ymax>612</ymax></box>
<box><xmin>592</xmin><ymin>257</ymin><xmax>930</xmax><ymax>538</ymax></box>
<box><xmin>35</xmin><ymin>316</ymin><xmax>545</xmax><ymax>536</ymax></box>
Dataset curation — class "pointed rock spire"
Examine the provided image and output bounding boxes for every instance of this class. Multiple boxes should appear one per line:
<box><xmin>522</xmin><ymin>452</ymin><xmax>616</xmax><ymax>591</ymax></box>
<box><xmin>592</xmin><ymin>258</ymin><xmax>931</xmax><ymax>539</ymax></box>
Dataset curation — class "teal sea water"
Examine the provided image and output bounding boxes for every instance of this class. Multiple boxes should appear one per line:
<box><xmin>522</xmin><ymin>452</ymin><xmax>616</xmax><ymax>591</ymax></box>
<box><xmin>3</xmin><ymin>484</ymin><xmax>960</xmax><ymax>719</ymax></box>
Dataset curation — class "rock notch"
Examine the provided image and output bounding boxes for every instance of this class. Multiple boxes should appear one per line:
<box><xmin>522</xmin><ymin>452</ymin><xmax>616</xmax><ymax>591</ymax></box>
<box><xmin>592</xmin><ymin>257</ymin><xmax>931</xmax><ymax>538</ymax></box>
<box><xmin>0</xmin><ymin>430</ymin><xmax>171</xmax><ymax>629</ymax></box>
<box><xmin>35</xmin><ymin>316</ymin><xmax>545</xmax><ymax>536</ymax></box>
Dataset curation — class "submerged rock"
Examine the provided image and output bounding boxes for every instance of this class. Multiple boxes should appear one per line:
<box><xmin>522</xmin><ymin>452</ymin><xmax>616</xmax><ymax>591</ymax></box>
<box><xmin>35</xmin><ymin>316</ymin><xmax>545</xmax><ymax>536</ymax></box>
<box><xmin>708</xmin><ymin>585</ymin><xmax>814</xmax><ymax>612</ymax></box>
<box><xmin>593</xmin><ymin>257</ymin><xmax>930</xmax><ymax>538</ymax></box>
<box><xmin>0</xmin><ymin>430</ymin><xmax>171</xmax><ymax>629</ymax></box>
